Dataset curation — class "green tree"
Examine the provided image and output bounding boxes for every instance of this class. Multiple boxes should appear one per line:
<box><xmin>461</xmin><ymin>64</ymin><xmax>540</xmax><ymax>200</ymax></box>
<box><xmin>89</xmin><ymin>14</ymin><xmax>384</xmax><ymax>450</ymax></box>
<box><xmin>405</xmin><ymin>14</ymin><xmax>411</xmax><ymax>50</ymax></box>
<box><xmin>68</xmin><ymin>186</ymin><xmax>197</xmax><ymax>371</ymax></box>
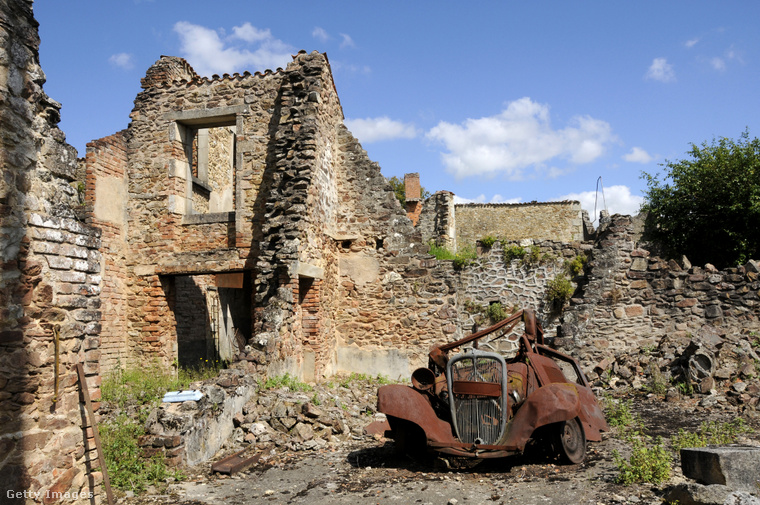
<box><xmin>387</xmin><ymin>176</ymin><xmax>431</xmax><ymax>206</ymax></box>
<box><xmin>641</xmin><ymin>131</ymin><xmax>760</xmax><ymax>268</ymax></box>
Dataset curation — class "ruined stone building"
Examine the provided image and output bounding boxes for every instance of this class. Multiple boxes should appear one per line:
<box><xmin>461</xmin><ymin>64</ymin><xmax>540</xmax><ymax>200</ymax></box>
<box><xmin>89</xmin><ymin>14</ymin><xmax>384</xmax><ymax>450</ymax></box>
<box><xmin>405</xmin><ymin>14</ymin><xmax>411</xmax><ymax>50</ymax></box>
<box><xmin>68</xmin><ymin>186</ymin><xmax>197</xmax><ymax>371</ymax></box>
<box><xmin>3</xmin><ymin>0</ymin><xmax>760</xmax><ymax>500</ymax></box>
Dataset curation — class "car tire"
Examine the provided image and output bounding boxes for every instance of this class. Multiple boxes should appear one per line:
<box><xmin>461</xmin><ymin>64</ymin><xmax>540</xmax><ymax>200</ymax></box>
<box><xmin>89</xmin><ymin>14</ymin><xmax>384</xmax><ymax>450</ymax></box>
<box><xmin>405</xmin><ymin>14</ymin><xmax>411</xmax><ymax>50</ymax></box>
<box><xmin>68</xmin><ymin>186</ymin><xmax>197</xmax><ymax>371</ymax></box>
<box><xmin>556</xmin><ymin>417</ymin><xmax>586</xmax><ymax>464</ymax></box>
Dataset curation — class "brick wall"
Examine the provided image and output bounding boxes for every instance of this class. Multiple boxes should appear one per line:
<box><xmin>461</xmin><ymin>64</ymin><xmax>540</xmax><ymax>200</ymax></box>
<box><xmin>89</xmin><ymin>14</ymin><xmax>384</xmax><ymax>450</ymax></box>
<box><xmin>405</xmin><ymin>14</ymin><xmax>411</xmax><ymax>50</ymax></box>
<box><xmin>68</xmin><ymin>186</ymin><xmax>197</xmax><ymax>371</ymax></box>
<box><xmin>85</xmin><ymin>131</ymin><xmax>129</xmax><ymax>372</ymax></box>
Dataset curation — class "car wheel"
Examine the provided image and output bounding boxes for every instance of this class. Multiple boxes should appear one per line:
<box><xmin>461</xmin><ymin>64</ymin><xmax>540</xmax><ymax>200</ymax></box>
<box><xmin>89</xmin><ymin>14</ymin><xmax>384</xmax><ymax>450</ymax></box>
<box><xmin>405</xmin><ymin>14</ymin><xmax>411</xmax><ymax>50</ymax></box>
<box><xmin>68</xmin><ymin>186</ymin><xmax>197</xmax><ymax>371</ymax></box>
<box><xmin>556</xmin><ymin>417</ymin><xmax>586</xmax><ymax>464</ymax></box>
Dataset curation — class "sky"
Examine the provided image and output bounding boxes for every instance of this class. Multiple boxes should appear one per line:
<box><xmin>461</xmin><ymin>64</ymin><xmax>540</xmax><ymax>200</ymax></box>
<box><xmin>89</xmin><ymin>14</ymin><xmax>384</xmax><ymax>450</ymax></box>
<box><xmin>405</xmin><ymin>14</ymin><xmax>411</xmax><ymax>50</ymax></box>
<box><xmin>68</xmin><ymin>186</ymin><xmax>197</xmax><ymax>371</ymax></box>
<box><xmin>34</xmin><ymin>1</ymin><xmax>760</xmax><ymax>221</ymax></box>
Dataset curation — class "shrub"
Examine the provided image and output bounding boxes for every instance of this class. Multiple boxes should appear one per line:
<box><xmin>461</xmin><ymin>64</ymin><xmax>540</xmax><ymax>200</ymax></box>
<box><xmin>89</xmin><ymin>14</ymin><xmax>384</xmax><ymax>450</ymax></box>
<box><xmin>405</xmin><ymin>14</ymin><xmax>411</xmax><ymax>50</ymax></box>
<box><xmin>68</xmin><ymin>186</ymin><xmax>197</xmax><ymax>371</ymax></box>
<box><xmin>503</xmin><ymin>244</ymin><xmax>527</xmax><ymax>263</ymax></box>
<box><xmin>479</xmin><ymin>235</ymin><xmax>498</xmax><ymax>248</ymax></box>
<box><xmin>614</xmin><ymin>435</ymin><xmax>671</xmax><ymax>485</ymax></box>
<box><xmin>565</xmin><ymin>254</ymin><xmax>588</xmax><ymax>277</ymax></box>
<box><xmin>545</xmin><ymin>275</ymin><xmax>574</xmax><ymax>307</ymax></box>
<box><xmin>485</xmin><ymin>302</ymin><xmax>510</xmax><ymax>324</ymax></box>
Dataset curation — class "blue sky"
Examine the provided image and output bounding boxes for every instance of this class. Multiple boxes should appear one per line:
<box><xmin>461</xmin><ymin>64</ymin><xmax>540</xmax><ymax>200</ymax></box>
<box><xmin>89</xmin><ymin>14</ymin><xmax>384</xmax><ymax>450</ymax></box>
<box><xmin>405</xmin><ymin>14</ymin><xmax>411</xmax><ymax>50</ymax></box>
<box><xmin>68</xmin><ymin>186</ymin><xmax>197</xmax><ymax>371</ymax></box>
<box><xmin>35</xmin><ymin>1</ymin><xmax>760</xmax><ymax>220</ymax></box>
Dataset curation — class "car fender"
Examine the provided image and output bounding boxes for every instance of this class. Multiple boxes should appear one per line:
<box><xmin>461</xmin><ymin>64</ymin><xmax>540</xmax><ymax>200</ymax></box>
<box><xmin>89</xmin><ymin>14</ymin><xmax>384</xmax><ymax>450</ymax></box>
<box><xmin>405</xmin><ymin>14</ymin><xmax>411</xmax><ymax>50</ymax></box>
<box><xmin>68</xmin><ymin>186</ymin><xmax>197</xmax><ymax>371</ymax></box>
<box><xmin>377</xmin><ymin>384</ymin><xmax>457</xmax><ymax>444</ymax></box>
<box><xmin>503</xmin><ymin>382</ymin><xmax>582</xmax><ymax>450</ymax></box>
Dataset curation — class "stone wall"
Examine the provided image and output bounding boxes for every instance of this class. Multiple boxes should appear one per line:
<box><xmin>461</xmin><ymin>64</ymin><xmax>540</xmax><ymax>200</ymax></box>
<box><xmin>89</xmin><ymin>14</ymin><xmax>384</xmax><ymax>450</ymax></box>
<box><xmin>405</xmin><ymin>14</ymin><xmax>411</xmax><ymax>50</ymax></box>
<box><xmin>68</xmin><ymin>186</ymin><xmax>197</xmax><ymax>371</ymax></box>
<box><xmin>455</xmin><ymin>201</ymin><xmax>585</xmax><ymax>247</ymax></box>
<box><xmin>0</xmin><ymin>0</ymin><xmax>103</xmax><ymax>501</ymax></box>
<box><xmin>557</xmin><ymin>214</ymin><xmax>760</xmax><ymax>372</ymax></box>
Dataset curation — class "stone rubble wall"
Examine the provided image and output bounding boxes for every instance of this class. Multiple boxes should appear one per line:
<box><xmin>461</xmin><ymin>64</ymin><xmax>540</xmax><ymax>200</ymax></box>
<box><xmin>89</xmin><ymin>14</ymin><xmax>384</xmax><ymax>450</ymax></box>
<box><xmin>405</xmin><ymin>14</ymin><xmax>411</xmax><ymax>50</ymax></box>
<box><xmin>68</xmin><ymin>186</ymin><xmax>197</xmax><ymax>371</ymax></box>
<box><xmin>455</xmin><ymin>201</ymin><xmax>585</xmax><ymax>247</ymax></box>
<box><xmin>557</xmin><ymin>215</ymin><xmax>760</xmax><ymax>375</ymax></box>
<box><xmin>0</xmin><ymin>0</ymin><xmax>103</xmax><ymax>501</ymax></box>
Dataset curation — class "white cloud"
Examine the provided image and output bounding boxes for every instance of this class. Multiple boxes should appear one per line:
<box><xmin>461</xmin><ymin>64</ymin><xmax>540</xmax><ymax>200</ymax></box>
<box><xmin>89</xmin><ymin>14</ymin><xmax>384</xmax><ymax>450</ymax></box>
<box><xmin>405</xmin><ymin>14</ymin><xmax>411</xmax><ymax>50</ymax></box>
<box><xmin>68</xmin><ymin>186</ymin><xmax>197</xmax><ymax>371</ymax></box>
<box><xmin>344</xmin><ymin>116</ymin><xmax>418</xmax><ymax>143</ymax></box>
<box><xmin>232</xmin><ymin>23</ymin><xmax>272</xmax><ymax>43</ymax></box>
<box><xmin>173</xmin><ymin>21</ymin><xmax>293</xmax><ymax>76</ymax></box>
<box><xmin>645</xmin><ymin>57</ymin><xmax>675</xmax><ymax>83</ymax></box>
<box><xmin>312</xmin><ymin>27</ymin><xmax>329</xmax><ymax>42</ymax></box>
<box><xmin>108</xmin><ymin>52</ymin><xmax>134</xmax><ymax>70</ymax></box>
<box><xmin>425</xmin><ymin>97</ymin><xmax>616</xmax><ymax>180</ymax></box>
<box><xmin>710</xmin><ymin>57</ymin><xmax>726</xmax><ymax>71</ymax></box>
<box><xmin>623</xmin><ymin>147</ymin><xmax>655</xmax><ymax>164</ymax></box>
<box><xmin>557</xmin><ymin>185</ymin><xmax>644</xmax><ymax>218</ymax></box>
<box><xmin>339</xmin><ymin>33</ymin><xmax>355</xmax><ymax>49</ymax></box>
<box><xmin>453</xmin><ymin>194</ymin><xmax>522</xmax><ymax>204</ymax></box>
<box><xmin>685</xmin><ymin>38</ymin><xmax>700</xmax><ymax>48</ymax></box>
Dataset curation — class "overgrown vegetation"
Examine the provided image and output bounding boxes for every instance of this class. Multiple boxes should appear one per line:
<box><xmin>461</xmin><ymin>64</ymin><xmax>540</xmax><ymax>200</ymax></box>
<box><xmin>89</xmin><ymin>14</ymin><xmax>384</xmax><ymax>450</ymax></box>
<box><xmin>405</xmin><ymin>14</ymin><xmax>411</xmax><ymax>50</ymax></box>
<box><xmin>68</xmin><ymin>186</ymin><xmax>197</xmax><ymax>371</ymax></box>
<box><xmin>428</xmin><ymin>242</ymin><xmax>478</xmax><ymax>270</ymax></box>
<box><xmin>479</xmin><ymin>235</ymin><xmax>498</xmax><ymax>248</ymax></box>
<box><xmin>545</xmin><ymin>275</ymin><xmax>574</xmax><ymax>307</ymax></box>
<box><xmin>100</xmin><ymin>361</ymin><xmax>223</xmax><ymax>493</ymax></box>
<box><xmin>564</xmin><ymin>253</ymin><xmax>588</xmax><ymax>277</ymax></box>
<box><xmin>605</xmin><ymin>396</ymin><xmax>752</xmax><ymax>486</ymax></box>
<box><xmin>485</xmin><ymin>302</ymin><xmax>510</xmax><ymax>324</ymax></box>
<box><xmin>641</xmin><ymin>129</ymin><xmax>760</xmax><ymax>268</ymax></box>
<box><xmin>614</xmin><ymin>436</ymin><xmax>672</xmax><ymax>485</ymax></box>
<box><xmin>671</xmin><ymin>418</ymin><xmax>751</xmax><ymax>454</ymax></box>
<box><xmin>258</xmin><ymin>373</ymin><xmax>314</xmax><ymax>392</ymax></box>
<box><xmin>502</xmin><ymin>244</ymin><xmax>527</xmax><ymax>263</ymax></box>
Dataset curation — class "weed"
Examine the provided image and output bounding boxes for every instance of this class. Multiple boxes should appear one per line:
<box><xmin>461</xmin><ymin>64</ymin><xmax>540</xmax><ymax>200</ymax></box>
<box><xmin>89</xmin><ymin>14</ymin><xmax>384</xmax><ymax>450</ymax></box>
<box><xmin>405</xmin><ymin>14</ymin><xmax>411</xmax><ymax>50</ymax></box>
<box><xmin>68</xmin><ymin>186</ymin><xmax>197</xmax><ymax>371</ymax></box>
<box><xmin>479</xmin><ymin>235</ymin><xmax>498</xmax><ymax>248</ymax></box>
<box><xmin>522</xmin><ymin>245</ymin><xmax>542</xmax><ymax>266</ymax></box>
<box><xmin>485</xmin><ymin>302</ymin><xmax>509</xmax><ymax>324</ymax></box>
<box><xmin>311</xmin><ymin>392</ymin><xmax>321</xmax><ymax>406</ymax></box>
<box><xmin>503</xmin><ymin>244</ymin><xmax>527</xmax><ymax>263</ymax></box>
<box><xmin>564</xmin><ymin>254</ymin><xmax>588</xmax><ymax>277</ymax></box>
<box><xmin>428</xmin><ymin>242</ymin><xmax>477</xmax><ymax>270</ymax></box>
<box><xmin>453</xmin><ymin>244</ymin><xmax>477</xmax><ymax>270</ymax></box>
<box><xmin>614</xmin><ymin>435</ymin><xmax>671</xmax><ymax>485</ymax></box>
<box><xmin>428</xmin><ymin>242</ymin><xmax>456</xmax><ymax>261</ymax></box>
<box><xmin>672</xmin><ymin>378</ymin><xmax>693</xmax><ymax>396</ymax></box>
<box><xmin>671</xmin><ymin>418</ymin><xmax>751</xmax><ymax>454</ymax></box>
<box><xmin>259</xmin><ymin>373</ymin><xmax>313</xmax><ymax>392</ymax></box>
<box><xmin>545</xmin><ymin>275</ymin><xmax>574</xmax><ymax>307</ymax></box>
<box><xmin>604</xmin><ymin>398</ymin><xmax>641</xmax><ymax>433</ymax></box>
<box><xmin>648</xmin><ymin>364</ymin><xmax>668</xmax><ymax>395</ymax></box>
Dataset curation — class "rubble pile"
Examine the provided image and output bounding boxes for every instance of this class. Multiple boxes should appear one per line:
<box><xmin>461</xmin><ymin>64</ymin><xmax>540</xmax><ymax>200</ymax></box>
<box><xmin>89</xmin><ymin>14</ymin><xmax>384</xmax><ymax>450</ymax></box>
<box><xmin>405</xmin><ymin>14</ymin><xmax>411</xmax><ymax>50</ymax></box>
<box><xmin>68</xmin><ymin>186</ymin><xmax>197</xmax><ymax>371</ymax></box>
<box><xmin>587</xmin><ymin>325</ymin><xmax>760</xmax><ymax>410</ymax></box>
<box><xmin>223</xmin><ymin>375</ymin><xmax>384</xmax><ymax>453</ymax></box>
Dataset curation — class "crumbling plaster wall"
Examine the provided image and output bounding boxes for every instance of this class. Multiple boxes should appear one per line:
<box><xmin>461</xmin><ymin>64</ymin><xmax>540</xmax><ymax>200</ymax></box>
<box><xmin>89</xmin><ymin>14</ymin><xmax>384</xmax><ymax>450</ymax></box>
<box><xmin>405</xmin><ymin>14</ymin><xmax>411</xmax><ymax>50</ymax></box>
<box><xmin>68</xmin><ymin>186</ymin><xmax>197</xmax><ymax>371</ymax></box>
<box><xmin>0</xmin><ymin>0</ymin><xmax>103</xmax><ymax>501</ymax></box>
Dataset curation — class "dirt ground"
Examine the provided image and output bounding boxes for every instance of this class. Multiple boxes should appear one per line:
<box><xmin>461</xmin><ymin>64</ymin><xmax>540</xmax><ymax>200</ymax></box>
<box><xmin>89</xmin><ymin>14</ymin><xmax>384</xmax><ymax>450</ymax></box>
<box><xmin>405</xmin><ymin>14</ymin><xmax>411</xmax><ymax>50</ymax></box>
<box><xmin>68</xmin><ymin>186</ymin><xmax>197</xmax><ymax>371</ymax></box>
<box><xmin>121</xmin><ymin>393</ymin><xmax>760</xmax><ymax>505</ymax></box>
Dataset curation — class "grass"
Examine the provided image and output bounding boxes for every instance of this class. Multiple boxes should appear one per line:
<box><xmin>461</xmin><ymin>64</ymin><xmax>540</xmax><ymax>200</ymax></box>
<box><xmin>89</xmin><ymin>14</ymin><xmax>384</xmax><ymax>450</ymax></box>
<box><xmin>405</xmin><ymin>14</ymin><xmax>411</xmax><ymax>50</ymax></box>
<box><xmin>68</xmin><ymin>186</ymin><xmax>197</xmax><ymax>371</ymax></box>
<box><xmin>258</xmin><ymin>373</ymin><xmax>313</xmax><ymax>392</ymax></box>
<box><xmin>100</xmin><ymin>360</ymin><xmax>223</xmax><ymax>493</ymax></box>
<box><xmin>428</xmin><ymin>242</ymin><xmax>478</xmax><ymax>270</ymax></box>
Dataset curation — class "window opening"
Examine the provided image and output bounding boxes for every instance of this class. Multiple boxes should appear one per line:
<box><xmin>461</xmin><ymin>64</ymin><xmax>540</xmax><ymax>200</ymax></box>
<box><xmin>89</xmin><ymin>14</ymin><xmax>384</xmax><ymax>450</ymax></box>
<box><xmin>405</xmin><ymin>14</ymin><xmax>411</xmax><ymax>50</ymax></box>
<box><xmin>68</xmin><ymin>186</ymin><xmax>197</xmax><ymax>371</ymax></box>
<box><xmin>180</xmin><ymin>122</ymin><xmax>236</xmax><ymax>215</ymax></box>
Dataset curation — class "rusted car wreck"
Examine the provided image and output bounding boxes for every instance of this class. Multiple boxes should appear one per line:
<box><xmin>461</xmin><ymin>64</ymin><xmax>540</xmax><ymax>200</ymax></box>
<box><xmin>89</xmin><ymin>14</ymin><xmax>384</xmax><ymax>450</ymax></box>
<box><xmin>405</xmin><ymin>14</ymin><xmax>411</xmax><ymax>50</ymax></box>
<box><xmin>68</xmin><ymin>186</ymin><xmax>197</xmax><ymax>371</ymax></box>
<box><xmin>377</xmin><ymin>309</ymin><xmax>608</xmax><ymax>463</ymax></box>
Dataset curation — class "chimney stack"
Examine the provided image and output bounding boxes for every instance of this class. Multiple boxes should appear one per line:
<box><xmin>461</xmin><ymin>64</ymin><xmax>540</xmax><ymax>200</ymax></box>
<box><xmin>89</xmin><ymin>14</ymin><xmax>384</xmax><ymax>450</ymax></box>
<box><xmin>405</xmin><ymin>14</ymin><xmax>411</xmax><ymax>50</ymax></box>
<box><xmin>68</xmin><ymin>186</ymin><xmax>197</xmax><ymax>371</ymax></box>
<box><xmin>404</xmin><ymin>173</ymin><xmax>423</xmax><ymax>226</ymax></box>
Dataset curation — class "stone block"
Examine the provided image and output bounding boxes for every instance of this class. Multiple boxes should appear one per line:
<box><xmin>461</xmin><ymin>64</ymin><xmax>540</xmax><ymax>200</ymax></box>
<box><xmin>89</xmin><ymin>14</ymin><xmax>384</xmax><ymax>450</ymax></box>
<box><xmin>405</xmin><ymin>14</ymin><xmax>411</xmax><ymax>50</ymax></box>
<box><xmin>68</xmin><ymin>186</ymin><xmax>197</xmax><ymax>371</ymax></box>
<box><xmin>681</xmin><ymin>446</ymin><xmax>760</xmax><ymax>492</ymax></box>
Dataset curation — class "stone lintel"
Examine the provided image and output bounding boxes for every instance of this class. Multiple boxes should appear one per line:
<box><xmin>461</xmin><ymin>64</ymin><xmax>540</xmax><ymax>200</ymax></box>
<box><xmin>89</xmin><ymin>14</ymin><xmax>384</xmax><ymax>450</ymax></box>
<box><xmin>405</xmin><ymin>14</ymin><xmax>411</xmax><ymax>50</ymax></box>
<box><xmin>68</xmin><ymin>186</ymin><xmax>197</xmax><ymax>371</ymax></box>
<box><xmin>293</xmin><ymin>261</ymin><xmax>324</xmax><ymax>280</ymax></box>
<box><xmin>166</xmin><ymin>105</ymin><xmax>248</xmax><ymax>126</ymax></box>
<box><xmin>181</xmin><ymin>212</ymin><xmax>235</xmax><ymax>225</ymax></box>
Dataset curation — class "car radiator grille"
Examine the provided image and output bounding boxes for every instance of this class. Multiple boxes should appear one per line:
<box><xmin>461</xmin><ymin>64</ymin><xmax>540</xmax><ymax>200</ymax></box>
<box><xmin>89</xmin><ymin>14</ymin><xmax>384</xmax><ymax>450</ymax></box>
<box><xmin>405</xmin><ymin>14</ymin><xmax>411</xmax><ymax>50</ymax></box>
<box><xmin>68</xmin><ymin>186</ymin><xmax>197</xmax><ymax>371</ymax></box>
<box><xmin>447</xmin><ymin>351</ymin><xmax>507</xmax><ymax>445</ymax></box>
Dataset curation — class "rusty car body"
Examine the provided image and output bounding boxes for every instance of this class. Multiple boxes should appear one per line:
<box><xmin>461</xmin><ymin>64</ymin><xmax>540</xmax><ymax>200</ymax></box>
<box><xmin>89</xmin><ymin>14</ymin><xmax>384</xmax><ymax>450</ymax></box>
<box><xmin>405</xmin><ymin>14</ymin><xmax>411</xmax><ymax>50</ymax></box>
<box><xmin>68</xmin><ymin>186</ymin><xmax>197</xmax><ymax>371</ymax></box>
<box><xmin>377</xmin><ymin>309</ymin><xmax>608</xmax><ymax>463</ymax></box>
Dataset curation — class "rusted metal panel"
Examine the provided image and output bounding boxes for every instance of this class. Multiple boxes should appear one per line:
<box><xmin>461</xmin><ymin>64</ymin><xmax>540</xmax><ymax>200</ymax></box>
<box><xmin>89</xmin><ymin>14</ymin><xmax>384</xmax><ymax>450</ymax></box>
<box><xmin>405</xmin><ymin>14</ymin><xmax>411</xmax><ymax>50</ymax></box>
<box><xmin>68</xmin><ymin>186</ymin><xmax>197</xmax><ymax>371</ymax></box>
<box><xmin>211</xmin><ymin>450</ymin><xmax>261</xmax><ymax>474</ymax></box>
<box><xmin>215</xmin><ymin>272</ymin><xmax>244</xmax><ymax>288</ymax></box>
